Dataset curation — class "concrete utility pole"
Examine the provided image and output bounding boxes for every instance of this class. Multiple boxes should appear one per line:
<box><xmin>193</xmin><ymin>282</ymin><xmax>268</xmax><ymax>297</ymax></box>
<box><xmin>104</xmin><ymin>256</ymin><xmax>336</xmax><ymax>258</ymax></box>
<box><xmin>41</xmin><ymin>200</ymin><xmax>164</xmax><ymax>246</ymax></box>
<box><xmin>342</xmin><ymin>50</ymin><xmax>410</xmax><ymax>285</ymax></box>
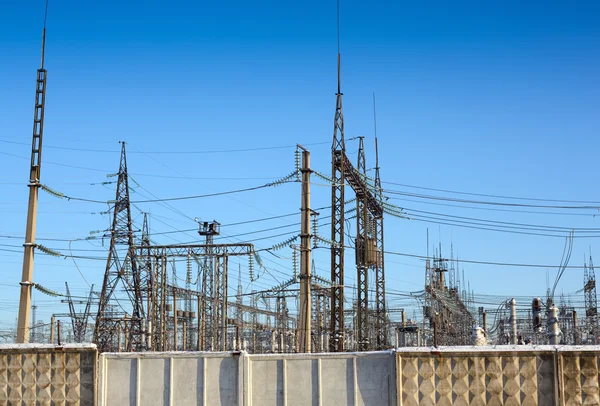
<box><xmin>298</xmin><ymin>145</ymin><xmax>312</xmax><ymax>353</ymax></box>
<box><xmin>17</xmin><ymin>2</ymin><xmax>49</xmax><ymax>343</ymax></box>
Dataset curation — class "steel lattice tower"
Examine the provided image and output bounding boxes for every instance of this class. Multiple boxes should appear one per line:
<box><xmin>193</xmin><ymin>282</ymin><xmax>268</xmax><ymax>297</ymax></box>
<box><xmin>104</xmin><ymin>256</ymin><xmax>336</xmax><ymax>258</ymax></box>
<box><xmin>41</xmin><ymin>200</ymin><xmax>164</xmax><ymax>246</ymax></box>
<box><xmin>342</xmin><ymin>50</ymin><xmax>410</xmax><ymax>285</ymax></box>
<box><xmin>94</xmin><ymin>143</ymin><xmax>145</xmax><ymax>352</ymax></box>
<box><xmin>584</xmin><ymin>255</ymin><xmax>598</xmax><ymax>341</ymax></box>
<box><xmin>355</xmin><ymin>137</ymin><xmax>369</xmax><ymax>350</ymax></box>
<box><xmin>330</xmin><ymin>51</ymin><xmax>346</xmax><ymax>352</ymax></box>
<box><xmin>198</xmin><ymin>221</ymin><xmax>220</xmax><ymax>350</ymax></box>
<box><xmin>373</xmin><ymin>136</ymin><xmax>387</xmax><ymax>348</ymax></box>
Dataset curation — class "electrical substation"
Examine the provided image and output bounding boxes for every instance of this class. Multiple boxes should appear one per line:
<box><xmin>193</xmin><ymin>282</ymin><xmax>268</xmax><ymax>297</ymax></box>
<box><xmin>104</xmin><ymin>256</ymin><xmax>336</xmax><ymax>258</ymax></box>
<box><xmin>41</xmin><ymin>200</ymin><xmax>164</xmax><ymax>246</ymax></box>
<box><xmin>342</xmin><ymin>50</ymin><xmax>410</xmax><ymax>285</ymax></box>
<box><xmin>5</xmin><ymin>2</ymin><xmax>600</xmax><ymax>355</ymax></box>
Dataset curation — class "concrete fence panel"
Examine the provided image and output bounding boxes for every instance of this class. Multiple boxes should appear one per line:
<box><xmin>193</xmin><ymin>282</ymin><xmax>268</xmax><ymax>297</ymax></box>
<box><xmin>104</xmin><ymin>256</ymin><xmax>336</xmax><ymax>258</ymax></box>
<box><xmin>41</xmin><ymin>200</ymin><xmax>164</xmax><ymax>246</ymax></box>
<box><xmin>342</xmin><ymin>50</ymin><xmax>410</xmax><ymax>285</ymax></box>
<box><xmin>396</xmin><ymin>347</ymin><xmax>557</xmax><ymax>406</ymax></box>
<box><xmin>98</xmin><ymin>351</ymin><xmax>241</xmax><ymax>406</ymax></box>
<box><xmin>244</xmin><ymin>351</ymin><xmax>397</xmax><ymax>406</ymax></box>
<box><xmin>0</xmin><ymin>344</ymin><xmax>96</xmax><ymax>406</ymax></box>
<box><xmin>557</xmin><ymin>347</ymin><xmax>600</xmax><ymax>406</ymax></box>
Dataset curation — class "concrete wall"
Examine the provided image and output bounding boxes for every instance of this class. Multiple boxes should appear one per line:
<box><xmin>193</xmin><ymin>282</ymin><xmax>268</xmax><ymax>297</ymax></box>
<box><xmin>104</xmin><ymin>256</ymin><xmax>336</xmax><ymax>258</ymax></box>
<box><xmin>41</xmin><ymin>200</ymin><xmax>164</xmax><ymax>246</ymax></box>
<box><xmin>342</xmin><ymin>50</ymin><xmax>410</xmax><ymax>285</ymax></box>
<box><xmin>245</xmin><ymin>351</ymin><xmax>396</xmax><ymax>406</ymax></box>
<box><xmin>558</xmin><ymin>347</ymin><xmax>600</xmax><ymax>405</ymax></box>
<box><xmin>98</xmin><ymin>351</ymin><xmax>396</xmax><ymax>406</ymax></box>
<box><xmin>396</xmin><ymin>347</ymin><xmax>557</xmax><ymax>406</ymax></box>
<box><xmin>98</xmin><ymin>351</ymin><xmax>241</xmax><ymax>406</ymax></box>
<box><xmin>0</xmin><ymin>344</ymin><xmax>96</xmax><ymax>406</ymax></box>
<box><xmin>97</xmin><ymin>346</ymin><xmax>600</xmax><ymax>406</ymax></box>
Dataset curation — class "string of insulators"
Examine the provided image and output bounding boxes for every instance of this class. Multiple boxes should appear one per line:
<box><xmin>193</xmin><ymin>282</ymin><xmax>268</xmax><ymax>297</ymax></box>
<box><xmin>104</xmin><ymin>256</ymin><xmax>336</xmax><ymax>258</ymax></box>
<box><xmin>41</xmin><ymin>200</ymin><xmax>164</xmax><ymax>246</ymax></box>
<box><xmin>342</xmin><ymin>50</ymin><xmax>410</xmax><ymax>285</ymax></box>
<box><xmin>106</xmin><ymin>173</ymin><xmax>118</xmax><ymax>178</ymax></box>
<box><xmin>292</xmin><ymin>249</ymin><xmax>298</xmax><ymax>279</ymax></box>
<box><xmin>89</xmin><ymin>229</ymin><xmax>106</xmax><ymax>235</ymax></box>
<box><xmin>312</xmin><ymin>216</ymin><xmax>319</xmax><ymax>248</ymax></box>
<box><xmin>267</xmin><ymin>171</ymin><xmax>299</xmax><ymax>187</ymax></box>
<box><xmin>248</xmin><ymin>254</ymin><xmax>254</xmax><ymax>282</ymax></box>
<box><xmin>313</xmin><ymin>170</ymin><xmax>334</xmax><ymax>184</ymax></box>
<box><xmin>294</xmin><ymin>148</ymin><xmax>301</xmax><ymax>181</ymax></box>
<box><xmin>269</xmin><ymin>235</ymin><xmax>298</xmax><ymax>251</ymax></box>
<box><xmin>40</xmin><ymin>184</ymin><xmax>65</xmax><ymax>199</ymax></box>
<box><xmin>124</xmin><ymin>257</ymin><xmax>131</xmax><ymax>278</ymax></box>
<box><xmin>313</xmin><ymin>274</ymin><xmax>332</xmax><ymax>285</ymax></box>
<box><xmin>314</xmin><ymin>235</ymin><xmax>337</xmax><ymax>247</ymax></box>
<box><xmin>34</xmin><ymin>283</ymin><xmax>63</xmax><ymax>297</ymax></box>
<box><xmin>186</xmin><ymin>253</ymin><xmax>192</xmax><ymax>284</ymax></box>
<box><xmin>382</xmin><ymin>201</ymin><xmax>405</xmax><ymax>213</ymax></box>
<box><xmin>383</xmin><ymin>205</ymin><xmax>407</xmax><ymax>219</ymax></box>
<box><xmin>36</xmin><ymin>244</ymin><xmax>62</xmax><ymax>257</ymax></box>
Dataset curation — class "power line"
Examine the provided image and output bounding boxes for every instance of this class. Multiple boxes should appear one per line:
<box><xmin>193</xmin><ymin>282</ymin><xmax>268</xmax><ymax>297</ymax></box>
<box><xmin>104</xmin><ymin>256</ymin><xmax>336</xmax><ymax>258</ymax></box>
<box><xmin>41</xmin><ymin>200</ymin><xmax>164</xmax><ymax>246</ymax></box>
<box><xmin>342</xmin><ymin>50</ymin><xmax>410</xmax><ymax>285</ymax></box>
<box><xmin>383</xmin><ymin>189</ymin><xmax>600</xmax><ymax>210</ymax></box>
<box><xmin>0</xmin><ymin>138</ymin><xmax>329</xmax><ymax>154</ymax></box>
<box><xmin>383</xmin><ymin>180</ymin><xmax>600</xmax><ymax>205</ymax></box>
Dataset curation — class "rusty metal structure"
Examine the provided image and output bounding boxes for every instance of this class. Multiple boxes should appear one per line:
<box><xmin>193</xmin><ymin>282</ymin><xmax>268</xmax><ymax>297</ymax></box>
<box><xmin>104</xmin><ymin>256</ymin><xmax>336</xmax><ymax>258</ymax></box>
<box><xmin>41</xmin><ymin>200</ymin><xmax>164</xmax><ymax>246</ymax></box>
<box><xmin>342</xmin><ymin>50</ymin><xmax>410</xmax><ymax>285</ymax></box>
<box><xmin>584</xmin><ymin>254</ymin><xmax>598</xmax><ymax>343</ymax></box>
<box><xmin>94</xmin><ymin>143</ymin><xmax>146</xmax><ymax>352</ymax></box>
<box><xmin>63</xmin><ymin>282</ymin><xmax>94</xmax><ymax>343</ymax></box>
<box><xmin>329</xmin><ymin>58</ymin><xmax>385</xmax><ymax>352</ymax></box>
<box><xmin>423</xmin><ymin>249</ymin><xmax>475</xmax><ymax>346</ymax></box>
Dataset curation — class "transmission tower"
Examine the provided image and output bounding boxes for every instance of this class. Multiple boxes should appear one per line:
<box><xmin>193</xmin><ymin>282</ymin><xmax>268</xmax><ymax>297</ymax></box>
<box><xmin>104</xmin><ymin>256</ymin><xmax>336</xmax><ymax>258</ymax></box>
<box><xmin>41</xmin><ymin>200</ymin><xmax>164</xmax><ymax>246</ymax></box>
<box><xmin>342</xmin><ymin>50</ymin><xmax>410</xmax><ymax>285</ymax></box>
<box><xmin>94</xmin><ymin>143</ymin><xmax>145</xmax><ymax>352</ymax></box>
<box><xmin>373</xmin><ymin>114</ymin><xmax>388</xmax><ymax>349</ymax></box>
<box><xmin>236</xmin><ymin>264</ymin><xmax>244</xmax><ymax>349</ymax></box>
<box><xmin>17</xmin><ymin>1</ymin><xmax>49</xmax><ymax>343</ymax></box>
<box><xmin>198</xmin><ymin>221</ymin><xmax>220</xmax><ymax>350</ymax></box>
<box><xmin>64</xmin><ymin>282</ymin><xmax>94</xmax><ymax>343</ymax></box>
<box><xmin>330</xmin><ymin>40</ymin><xmax>346</xmax><ymax>351</ymax></box>
<box><xmin>584</xmin><ymin>254</ymin><xmax>598</xmax><ymax>342</ymax></box>
<box><xmin>355</xmin><ymin>137</ymin><xmax>369</xmax><ymax>350</ymax></box>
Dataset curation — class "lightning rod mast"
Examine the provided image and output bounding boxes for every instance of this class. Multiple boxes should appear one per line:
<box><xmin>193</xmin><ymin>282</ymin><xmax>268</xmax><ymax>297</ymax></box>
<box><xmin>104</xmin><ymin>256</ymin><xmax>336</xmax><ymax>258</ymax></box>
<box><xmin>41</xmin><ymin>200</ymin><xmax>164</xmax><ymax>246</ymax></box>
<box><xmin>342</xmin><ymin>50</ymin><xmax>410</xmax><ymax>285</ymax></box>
<box><xmin>17</xmin><ymin>0</ymin><xmax>49</xmax><ymax>343</ymax></box>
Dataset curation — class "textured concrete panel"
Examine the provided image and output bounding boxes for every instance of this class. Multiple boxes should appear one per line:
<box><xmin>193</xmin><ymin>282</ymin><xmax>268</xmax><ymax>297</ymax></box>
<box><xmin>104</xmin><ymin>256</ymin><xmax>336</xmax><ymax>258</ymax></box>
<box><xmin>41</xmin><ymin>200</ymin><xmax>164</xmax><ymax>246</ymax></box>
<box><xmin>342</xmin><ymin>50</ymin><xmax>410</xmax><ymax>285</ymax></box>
<box><xmin>0</xmin><ymin>344</ymin><xmax>96</xmax><ymax>406</ymax></box>
<box><xmin>558</xmin><ymin>349</ymin><xmax>600</xmax><ymax>406</ymax></box>
<box><xmin>397</xmin><ymin>347</ymin><xmax>556</xmax><ymax>406</ymax></box>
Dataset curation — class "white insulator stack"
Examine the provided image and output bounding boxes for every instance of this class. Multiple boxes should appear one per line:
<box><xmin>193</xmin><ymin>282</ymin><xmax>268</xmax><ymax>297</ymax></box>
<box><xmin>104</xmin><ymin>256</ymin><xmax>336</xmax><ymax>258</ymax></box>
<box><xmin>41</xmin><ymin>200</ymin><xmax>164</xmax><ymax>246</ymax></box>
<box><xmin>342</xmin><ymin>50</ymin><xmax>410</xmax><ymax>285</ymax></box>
<box><xmin>547</xmin><ymin>305</ymin><xmax>561</xmax><ymax>345</ymax></box>
<box><xmin>471</xmin><ymin>326</ymin><xmax>488</xmax><ymax>346</ymax></box>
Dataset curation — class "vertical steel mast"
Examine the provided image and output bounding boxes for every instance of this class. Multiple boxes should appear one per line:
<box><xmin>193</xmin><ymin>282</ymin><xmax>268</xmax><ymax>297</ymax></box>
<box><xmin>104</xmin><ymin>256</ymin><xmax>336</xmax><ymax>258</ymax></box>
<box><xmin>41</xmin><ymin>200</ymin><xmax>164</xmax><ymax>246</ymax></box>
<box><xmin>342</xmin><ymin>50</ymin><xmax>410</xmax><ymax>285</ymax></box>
<box><xmin>17</xmin><ymin>1</ymin><xmax>49</xmax><ymax>343</ymax></box>
<box><xmin>330</xmin><ymin>0</ymin><xmax>346</xmax><ymax>352</ymax></box>
<box><xmin>373</xmin><ymin>98</ymin><xmax>388</xmax><ymax>349</ymax></box>
<box><xmin>356</xmin><ymin>137</ymin><xmax>369</xmax><ymax>350</ymax></box>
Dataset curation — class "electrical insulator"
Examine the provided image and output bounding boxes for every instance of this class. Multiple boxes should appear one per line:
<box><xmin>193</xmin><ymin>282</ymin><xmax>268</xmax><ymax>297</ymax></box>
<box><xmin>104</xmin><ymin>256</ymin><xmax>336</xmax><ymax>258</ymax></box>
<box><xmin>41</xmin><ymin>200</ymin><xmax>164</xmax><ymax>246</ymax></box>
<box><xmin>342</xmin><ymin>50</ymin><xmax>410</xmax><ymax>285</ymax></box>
<box><xmin>294</xmin><ymin>148</ymin><xmax>301</xmax><ymax>174</ymax></box>
<box><xmin>249</xmin><ymin>255</ymin><xmax>254</xmax><ymax>282</ymax></box>
<box><xmin>293</xmin><ymin>249</ymin><xmax>298</xmax><ymax>279</ymax></box>
<box><xmin>186</xmin><ymin>254</ymin><xmax>192</xmax><ymax>284</ymax></box>
<box><xmin>312</xmin><ymin>216</ymin><xmax>319</xmax><ymax>248</ymax></box>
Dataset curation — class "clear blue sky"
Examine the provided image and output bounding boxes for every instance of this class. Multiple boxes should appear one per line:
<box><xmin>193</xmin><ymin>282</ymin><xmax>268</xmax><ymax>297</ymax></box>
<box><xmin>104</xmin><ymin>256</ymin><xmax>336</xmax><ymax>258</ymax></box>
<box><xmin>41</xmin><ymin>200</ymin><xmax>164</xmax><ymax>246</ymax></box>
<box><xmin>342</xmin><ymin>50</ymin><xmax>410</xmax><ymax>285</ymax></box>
<box><xmin>1</xmin><ymin>0</ymin><xmax>600</xmax><ymax>331</ymax></box>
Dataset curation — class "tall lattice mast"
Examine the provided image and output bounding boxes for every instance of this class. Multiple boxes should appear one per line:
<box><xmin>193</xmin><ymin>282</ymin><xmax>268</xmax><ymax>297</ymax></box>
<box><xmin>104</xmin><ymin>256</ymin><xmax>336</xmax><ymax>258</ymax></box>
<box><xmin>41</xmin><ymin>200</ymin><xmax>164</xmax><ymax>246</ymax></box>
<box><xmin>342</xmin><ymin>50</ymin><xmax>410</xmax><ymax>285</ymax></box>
<box><xmin>17</xmin><ymin>1</ymin><xmax>49</xmax><ymax>343</ymax></box>
<box><xmin>330</xmin><ymin>0</ymin><xmax>346</xmax><ymax>352</ymax></box>
<box><xmin>94</xmin><ymin>143</ymin><xmax>145</xmax><ymax>352</ymax></box>
<box><xmin>373</xmin><ymin>115</ymin><xmax>387</xmax><ymax>348</ymax></box>
<box><xmin>198</xmin><ymin>220</ymin><xmax>220</xmax><ymax>350</ymax></box>
<box><xmin>355</xmin><ymin>137</ymin><xmax>369</xmax><ymax>350</ymax></box>
<box><xmin>584</xmin><ymin>254</ymin><xmax>598</xmax><ymax>342</ymax></box>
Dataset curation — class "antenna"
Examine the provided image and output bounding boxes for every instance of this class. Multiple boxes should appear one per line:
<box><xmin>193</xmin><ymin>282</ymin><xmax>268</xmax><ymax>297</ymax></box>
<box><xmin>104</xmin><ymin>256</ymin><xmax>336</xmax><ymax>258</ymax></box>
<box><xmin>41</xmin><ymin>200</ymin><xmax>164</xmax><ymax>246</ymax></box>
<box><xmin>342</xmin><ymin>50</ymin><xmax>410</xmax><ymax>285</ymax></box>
<box><xmin>336</xmin><ymin>0</ymin><xmax>341</xmax><ymax>95</ymax></box>
<box><xmin>337</xmin><ymin>0</ymin><xmax>340</xmax><ymax>55</ymax></box>
<box><xmin>41</xmin><ymin>0</ymin><xmax>48</xmax><ymax>69</ymax></box>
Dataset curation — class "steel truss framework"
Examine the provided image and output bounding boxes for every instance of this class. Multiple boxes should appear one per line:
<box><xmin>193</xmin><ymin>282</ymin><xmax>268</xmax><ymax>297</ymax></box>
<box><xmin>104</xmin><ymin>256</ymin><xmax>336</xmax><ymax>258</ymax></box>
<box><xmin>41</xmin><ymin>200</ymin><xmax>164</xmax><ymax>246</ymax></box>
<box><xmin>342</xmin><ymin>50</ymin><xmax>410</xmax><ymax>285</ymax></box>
<box><xmin>330</xmin><ymin>54</ymin><xmax>385</xmax><ymax>352</ymax></box>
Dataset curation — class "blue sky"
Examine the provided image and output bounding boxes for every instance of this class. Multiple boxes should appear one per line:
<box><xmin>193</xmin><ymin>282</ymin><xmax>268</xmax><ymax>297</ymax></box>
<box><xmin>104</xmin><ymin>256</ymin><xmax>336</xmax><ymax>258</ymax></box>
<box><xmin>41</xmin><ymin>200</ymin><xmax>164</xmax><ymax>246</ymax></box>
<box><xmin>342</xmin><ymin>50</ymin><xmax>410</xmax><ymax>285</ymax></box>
<box><xmin>1</xmin><ymin>1</ymin><xmax>600</xmax><ymax>332</ymax></box>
